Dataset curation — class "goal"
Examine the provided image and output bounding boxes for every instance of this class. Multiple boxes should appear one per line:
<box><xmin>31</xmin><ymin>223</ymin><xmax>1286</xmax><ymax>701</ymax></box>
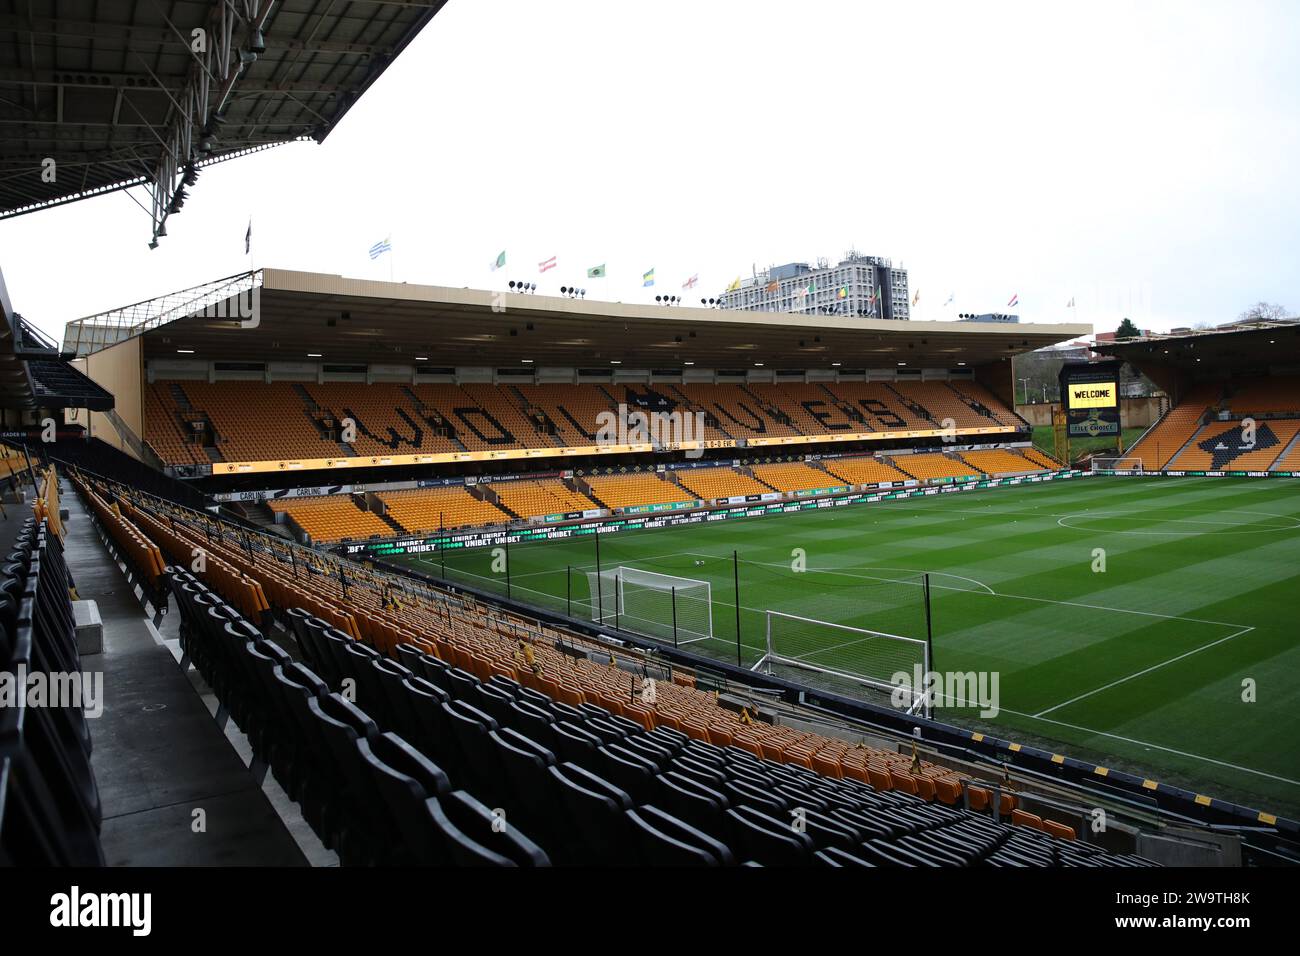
<box><xmin>1091</xmin><ymin>456</ymin><xmax>1145</xmax><ymax>474</ymax></box>
<box><xmin>755</xmin><ymin>610</ymin><xmax>932</xmax><ymax>716</ymax></box>
<box><xmin>585</xmin><ymin>566</ymin><xmax>714</xmax><ymax>645</ymax></box>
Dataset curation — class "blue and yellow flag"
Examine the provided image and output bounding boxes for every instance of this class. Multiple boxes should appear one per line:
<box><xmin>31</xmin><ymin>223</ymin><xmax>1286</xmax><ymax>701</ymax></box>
<box><xmin>643</xmin><ymin>268</ymin><xmax>655</xmax><ymax>287</ymax></box>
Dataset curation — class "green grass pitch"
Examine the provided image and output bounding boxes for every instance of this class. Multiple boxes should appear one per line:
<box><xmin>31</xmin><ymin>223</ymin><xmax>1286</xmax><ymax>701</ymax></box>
<box><xmin>388</xmin><ymin>476</ymin><xmax>1300</xmax><ymax>818</ymax></box>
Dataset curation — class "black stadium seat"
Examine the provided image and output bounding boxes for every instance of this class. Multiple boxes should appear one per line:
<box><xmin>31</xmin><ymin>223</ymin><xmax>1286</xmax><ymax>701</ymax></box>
<box><xmin>547</xmin><ymin>763</ymin><xmax>632</xmax><ymax>865</ymax></box>
<box><xmin>426</xmin><ymin>790</ymin><xmax>550</xmax><ymax>867</ymax></box>
<box><xmin>149</xmin><ymin>577</ymin><xmax>1162</xmax><ymax>869</ymax></box>
<box><xmin>725</xmin><ymin>805</ymin><xmax>814</xmax><ymax>866</ymax></box>
<box><xmin>626</xmin><ymin>805</ymin><xmax>736</xmax><ymax>866</ymax></box>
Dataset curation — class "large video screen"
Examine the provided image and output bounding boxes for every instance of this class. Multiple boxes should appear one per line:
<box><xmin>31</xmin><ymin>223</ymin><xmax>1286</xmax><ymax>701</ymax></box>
<box><xmin>1060</xmin><ymin>362</ymin><xmax>1122</xmax><ymax>437</ymax></box>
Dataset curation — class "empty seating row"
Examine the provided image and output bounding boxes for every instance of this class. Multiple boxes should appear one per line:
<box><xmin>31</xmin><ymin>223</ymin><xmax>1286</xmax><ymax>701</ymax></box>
<box><xmin>821</xmin><ymin>455</ymin><xmax>911</xmax><ymax>485</ymax></box>
<box><xmin>284</xmin><ymin>607</ymin><xmax>1152</xmax><ymax>866</ymax></box>
<box><xmin>268</xmin><ymin>495</ymin><xmax>395</xmax><ymax>543</ymax></box>
<box><xmin>750</xmin><ymin>461</ymin><xmax>844</xmax><ymax>493</ymax></box>
<box><xmin>145</xmin><ymin>381</ymin><xmax>1027</xmax><ymax>466</ymax></box>
<box><xmin>80</xmin><ymin>473</ymin><xmax>1164</xmax><ymax>866</ymax></box>
<box><xmin>1127</xmin><ymin>382</ymin><xmax>1223</xmax><ymax>469</ymax></box>
<box><xmin>168</xmin><ymin>570</ymin><xmax>550</xmax><ymax>865</ymax></box>
<box><xmin>674</xmin><ymin>466</ymin><xmax>771</xmax><ymax>501</ymax></box>
<box><xmin>491</xmin><ymin>479</ymin><xmax>598</xmax><ymax>519</ymax></box>
<box><xmin>959</xmin><ymin>448</ymin><xmax>1042</xmax><ymax>476</ymax></box>
<box><xmin>375</xmin><ymin>486</ymin><xmax>508</xmax><ymax>533</ymax></box>
<box><xmin>1170</xmin><ymin>418</ymin><xmax>1300</xmax><ymax>471</ymax></box>
<box><xmin>85</xmin><ymin>474</ymin><xmax>973</xmax><ymax>793</ymax></box>
<box><xmin>0</xmin><ymin>515</ymin><xmax>105</xmax><ymax>866</ymax></box>
<box><xmin>583</xmin><ymin>473</ymin><xmax>693</xmax><ymax>509</ymax></box>
<box><xmin>893</xmin><ymin>453</ymin><xmax>981</xmax><ymax>481</ymax></box>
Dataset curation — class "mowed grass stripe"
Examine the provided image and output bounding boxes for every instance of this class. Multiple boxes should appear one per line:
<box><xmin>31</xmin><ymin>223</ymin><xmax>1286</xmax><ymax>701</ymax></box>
<box><xmin>391</xmin><ymin>476</ymin><xmax>1300</xmax><ymax>814</ymax></box>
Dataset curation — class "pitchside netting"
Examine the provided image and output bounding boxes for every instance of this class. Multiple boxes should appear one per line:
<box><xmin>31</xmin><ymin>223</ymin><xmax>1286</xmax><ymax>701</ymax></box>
<box><xmin>756</xmin><ymin>610</ymin><xmax>932</xmax><ymax>716</ymax></box>
<box><xmin>1091</xmin><ymin>456</ymin><xmax>1144</xmax><ymax>473</ymax></box>
<box><xmin>585</xmin><ymin>566</ymin><xmax>714</xmax><ymax>645</ymax></box>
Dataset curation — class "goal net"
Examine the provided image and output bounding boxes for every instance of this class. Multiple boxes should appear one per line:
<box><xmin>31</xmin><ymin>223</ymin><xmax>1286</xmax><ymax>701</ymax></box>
<box><xmin>756</xmin><ymin>610</ymin><xmax>932</xmax><ymax>716</ymax></box>
<box><xmin>1091</xmin><ymin>456</ymin><xmax>1144</xmax><ymax>474</ymax></box>
<box><xmin>585</xmin><ymin>566</ymin><xmax>714</xmax><ymax>645</ymax></box>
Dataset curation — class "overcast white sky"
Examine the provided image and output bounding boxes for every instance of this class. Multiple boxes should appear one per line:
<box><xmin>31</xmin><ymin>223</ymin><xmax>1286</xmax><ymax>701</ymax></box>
<box><xmin>3</xmin><ymin>0</ymin><xmax>1298</xmax><ymax>344</ymax></box>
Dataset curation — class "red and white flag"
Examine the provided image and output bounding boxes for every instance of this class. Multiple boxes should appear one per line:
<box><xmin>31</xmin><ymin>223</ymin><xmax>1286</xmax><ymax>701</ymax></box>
<box><xmin>682</xmin><ymin>274</ymin><xmax>699</xmax><ymax>290</ymax></box>
<box><xmin>539</xmin><ymin>255</ymin><xmax>557</xmax><ymax>273</ymax></box>
<box><xmin>1007</xmin><ymin>293</ymin><xmax>1019</xmax><ymax>307</ymax></box>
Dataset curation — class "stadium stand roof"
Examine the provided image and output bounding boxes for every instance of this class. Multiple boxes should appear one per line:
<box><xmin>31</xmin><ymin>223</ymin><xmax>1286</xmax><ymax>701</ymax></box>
<box><xmin>0</xmin><ymin>0</ymin><xmax>446</xmax><ymax>244</ymax></box>
<box><xmin>0</xmin><ymin>267</ymin><xmax>114</xmax><ymax>411</ymax></box>
<box><xmin>64</xmin><ymin>268</ymin><xmax>1091</xmax><ymax>369</ymax></box>
<box><xmin>1094</xmin><ymin>319</ymin><xmax>1300</xmax><ymax>374</ymax></box>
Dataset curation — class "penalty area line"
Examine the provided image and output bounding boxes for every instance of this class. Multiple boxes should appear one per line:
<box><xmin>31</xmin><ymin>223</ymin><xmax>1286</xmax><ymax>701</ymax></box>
<box><xmin>1031</xmin><ymin>625</ymin><xmax>1255</xmax><ymax>718</ymax></box>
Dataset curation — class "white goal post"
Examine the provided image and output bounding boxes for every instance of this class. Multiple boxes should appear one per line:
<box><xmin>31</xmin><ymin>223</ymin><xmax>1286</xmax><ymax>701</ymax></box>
<box><xmin>1091</xmin><ymin>456</ymin><xmax>1145</xmax><ymax>473</ymax></box>
<box><xmin>585</xmin><ymin>566</ymin><xmax>714</xmax><ymax>645</ymax></box>
<box><xmin>755</xmin><ymin>610</ymin><xmax>932</xmax><ymax>717</ymax></box>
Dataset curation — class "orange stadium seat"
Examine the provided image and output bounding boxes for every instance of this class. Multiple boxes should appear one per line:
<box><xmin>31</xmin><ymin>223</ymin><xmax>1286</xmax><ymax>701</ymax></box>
<box><xmin>377</xmin><ymin>486</ymin><xmax>509</xmax><ymax>532</ymax></box>
<box><xmin>1170</xmin><ymin>419</ymin><xmax>1300</xmax><ymax>471</ymax></box>
<box><xmin>749</xmin><ymin>461</ymin><xmax>844</xmax><ymax>493</ymax></box>
<box><xmin>674</xmin><ymin>466</ymin><xmax>771</xmax><ymax>500</ymax></box>
<box><xmin>669</xmin><ymin>384</ymin><xmax>803</xmax><ymax>439</ymax></box>
<box><xmin>489</xmin><ymin>478</ymin><xmax>598</xmax><ymax>519</ymax></box>
<box><xmin>822</xmin><ymin>382</ymin><xmax>935</xmax><ymax>431</ymax></box>
<box><xmin>143</xmin><ymin>380</ymin><xmax>1029</xmax><ymax>466</ymax></box>
<box><xmin>1127</xmin><ymin>382</ymin><xmax>1223</xmax><ymax>469</ymax></box>
<box><xmin>267</xmin><ymin>495</ymin><xmax>394</xmax><ymax>543</ymax></box>
<box><xmin>822</xmin><ymin>454</ymin><xmax>911</xmax><ymax>485</ymax></box>
<box><xmin>515</xmin><ymin>384</ymin><xmax>620</xmax><ymax>445</ymax></box>
<box><xmin>583</xmin><ymin>472</ymin><xmax>694</xmax><ymax>509</ymax></box>
<box><xmin>960</xmin><ymin>448</ymin><xmax>1047</xmax><ymax>476</ymax></box>
<box><xmin>893</xmin><ymin>452</ymin><xmax>982</xmax><ymax>481</ymax></box>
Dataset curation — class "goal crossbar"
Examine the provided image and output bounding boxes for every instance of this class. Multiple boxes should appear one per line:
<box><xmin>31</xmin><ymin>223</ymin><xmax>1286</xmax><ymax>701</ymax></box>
<box><xmin>585</xmin><ymin>566</ymin><xmax>714</xmax><ymax>646</ymax></box>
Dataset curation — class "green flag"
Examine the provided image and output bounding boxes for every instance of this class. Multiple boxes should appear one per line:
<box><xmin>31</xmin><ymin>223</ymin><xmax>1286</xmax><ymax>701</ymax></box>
<box><xmin>587</xmin><ymin>264</ymin><xmax>606</xmax><ymax>278</ymax></box>
<box><xmin>490</xmin><ymin>250</ymin><xmax>506</xmax><ymax>271</ymax></box>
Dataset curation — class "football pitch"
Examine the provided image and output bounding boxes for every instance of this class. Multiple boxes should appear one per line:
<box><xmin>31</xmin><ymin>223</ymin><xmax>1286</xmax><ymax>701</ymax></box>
<box><xmin>388</xmin><ymin>476</ymin><xmax>1300</xmax><ymax>817</ymax></box>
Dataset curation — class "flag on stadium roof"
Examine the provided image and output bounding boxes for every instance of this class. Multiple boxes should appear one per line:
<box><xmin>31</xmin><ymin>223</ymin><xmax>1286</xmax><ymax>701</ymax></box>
<box><xmin>682</xmin><ymin>274</ymin><xmax>698</xmax><ymax>290</ymax></box>
<box><xmin>490</xmin><ymin>250</ymin><xmax>506</xmax><ymax>271</ymax></box>
<box><xmin>368</xmin><ymin>236</ymin><xmax>392</xmax><ymax>260</ymax></box>
<box><xmin>912</xmin><ymin>289</ymin><xmax>920</xmax><ymax>307</ymax></box>
<box><xmin>837</xmin><ymin>286</ymin><xmax>847</xmax><ymax>299</ymax></box>
<box><xmin>1007</xmin><ymin>293</ymin><xmax>1019</xmax><ymax>307</ymax></box>
<box><xmin>944</xmin><ymin>292</ymin><xmax>955</xmax><ymax>306</ymax></box>
<box><xmin>1067</xmin><ymin>296</ymin><xmax>1075</xmax><ymax>308</ymax></box>
<box><xmin>642</xmin><ymin>268</ymin><xmax>655</xmax><ymax>287</ymax></box>
<box><xmin>539</xmin><ymin>255</ymin><xmax>557</xmax><ymax>273</ymax></box>
<box><xmin>587</xmin><ymin>264</ymin><xmax>606</xmax><ymax>278</ymax></box>
<box><xmin>766</xmin><ymin>280</ymin><xmax>779</xmax><ymax>294</ymax></box>
<box><xmin>726</xmin><ymin>276</ymin><xmax>741</xmax><ymax>292</ymax></box>
<box><xmin>244</xmin><ymin>219</ymin><xmax>251</xmax><ymax>255</ymax></box>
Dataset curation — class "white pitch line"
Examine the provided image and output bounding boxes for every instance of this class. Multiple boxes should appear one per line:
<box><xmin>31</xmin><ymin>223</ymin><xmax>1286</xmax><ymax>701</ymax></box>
<box><xmin>1011</xmin><ymin>710</ymin><xmax>1300</xmax><ymax>790</ymax></box>
<box><xmin>1032</xmin><ymin>626</ymin><xmax>1255</xmax><ymax>718</ymax></box>
<box><xmin>716</xmin><ymin>555</ymin><xmax>1251</xmax><ymax>630</ymax></box>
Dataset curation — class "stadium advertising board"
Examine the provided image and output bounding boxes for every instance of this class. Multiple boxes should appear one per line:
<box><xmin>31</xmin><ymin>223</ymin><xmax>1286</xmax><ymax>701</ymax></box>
<box><xmin>203</xmin><ymin>425</ymin><xmax>1023</xmax><ymax>476</ymax></box>
<box><xmin>341</xmin><ymin>469</ymin><xmax>1078</xmax><ymax>557</ymax></box>
<box><xmin>1097</xmin><ymin>468</ymin><xmax>1300</xmax><ymax>479</ymax></box>
<box><xmin>1059</xmin><ymin>359</ymin><xmax>1123</xmax><ymax>438</ymax></box>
